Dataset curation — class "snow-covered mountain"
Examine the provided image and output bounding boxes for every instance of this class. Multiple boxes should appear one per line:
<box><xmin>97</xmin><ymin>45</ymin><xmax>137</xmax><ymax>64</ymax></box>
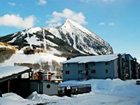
<box><xmin>0</xmin><ymin>19</ymin><xmax>113</xmax><ymax>57</ymax></box>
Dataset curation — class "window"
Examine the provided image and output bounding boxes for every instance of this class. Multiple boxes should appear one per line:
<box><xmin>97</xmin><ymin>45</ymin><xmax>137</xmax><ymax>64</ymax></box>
<box><xmin>66</xmin><ymin>70</ymin><xmax>70</xmax><ymax>74</ymax></box>
<box><xmin>91</xmin><ymin>70</ymin><xmax>96</xmax><ymax>74</ymax></box>
<box><xmin>85</xmin><ymin>63</ymin><xmax>88</xmax><ymax>68</ymax></box>
<box><xmin>105</xmin><ymin>69</ymin><xmax>108</xmax><ymax>73</ymax></box>
<box><xmin>65</xmin><ymin>63</ymin><xmax>70</xmax><ymax>67</ymax></box>
<box><xmin>93</xmin><ymin>62</ymin><xmax>95</xmax><ymax>66</ymax></box>
<box><xmin>78</xmin><ymin>70</ymin><xmax>82</xmax><ymax>74</ymax></box>
<box><xmin>105</xmin><ymin>62</ymin><xmax>109</xmax><ymax>65</ymax></box>
<box><xmin>46</xmin><ymin>84</ymin><xmax>51</xmax><ymax>88</ymax></box>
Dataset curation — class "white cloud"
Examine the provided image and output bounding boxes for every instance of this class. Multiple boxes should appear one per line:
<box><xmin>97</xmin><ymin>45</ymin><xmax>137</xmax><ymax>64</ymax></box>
<box><xmin>80</xmin><ymin>0</ymin><xmax>90</xmax><ymax>3</ymax></box>
<box><xmin>0</xmin><ymin>14</ymin><xmax>36</xmax><ymax>29</ymax></box>
<box><xmin>108</xmin><ymin>22</ymin><xmax>115</xmax><ymax>26</ymax></box>
<box><xmin>98</xmin><ymin>22</ymin><xmax>115</xmax><ymax>26</ymax></box>
<box><xmin>46</xmin><ymin>8</ymin><xmax>87</xmax><ymax>27</ymax></box>
<box><xmin>8</xmin><ymin>2</ymin><xmax>16</xmax><ymax>6</ymax></box>
<box><xmin>38</xmin><ymin>0</ymin><xmax>47</xmax><ymax>5</ymax></box>
<box><xmin>102</xmin><ymin>0</ymin><xmax>115</xmax><ymax>3</ymax></box>
<box><xmin>98</xmin><ymin>22</ymin><xmax>106</xmax><ymax>26</ymax></box>
<box><xmin>80</xmin><ymin>0</ymin><xmax>116</xmax><ymax>3</ymax></box>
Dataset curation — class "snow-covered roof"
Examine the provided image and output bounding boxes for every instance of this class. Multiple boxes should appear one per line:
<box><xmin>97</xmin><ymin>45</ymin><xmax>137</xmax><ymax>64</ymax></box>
<box><xmin>0</xmin><ymin>66</ymin><xmax>29</xmax><ymax>79</ymax></box>
<box><xmin>63</xmin><ymin>54</ymin><xmax>118</xmax><ymax>64</ymax></box>
<box><xmin>58</xmin><ymin>80</ymin><xmax>91</xmax><ymax>87</ymax></box>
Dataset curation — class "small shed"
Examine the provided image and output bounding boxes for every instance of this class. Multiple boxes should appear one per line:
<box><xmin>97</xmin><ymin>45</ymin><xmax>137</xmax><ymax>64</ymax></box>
<box><xmin>30</xmin><ymin>80</ymin><xmax>58</xmax><ymax>95</ymax></box>
<box><xmin>0</xmin><ymin>66</ymin><xmax>32</xmax><ymax>97</ymax></box>
<box><xmin>58</xmin><ymin>82</ymin><xmax>91</xmax><ymax>96</ymax></box>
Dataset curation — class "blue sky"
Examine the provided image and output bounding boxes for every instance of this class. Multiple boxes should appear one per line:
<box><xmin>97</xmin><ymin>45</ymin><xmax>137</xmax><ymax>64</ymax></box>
<box><xmin>0</xmin><ymin>0</ymin><xmax>140</xmax><ymax>62</ymax></box>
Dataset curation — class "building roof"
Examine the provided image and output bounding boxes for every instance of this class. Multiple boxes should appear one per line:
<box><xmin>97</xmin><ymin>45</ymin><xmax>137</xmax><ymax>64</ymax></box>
<box><xmin>0</xmin><ymin>66</ymin><xmax>30</xmax><ymax>80</ymax></box>
<box><xmin>63</xmin><ymin>54</ymin><xmax>118</xmax><ymax>64</ymax></box>
<box><xmin>58</xmin><ymin>80</ymin><xmax>91</xmax><ymax>87</ymax></box>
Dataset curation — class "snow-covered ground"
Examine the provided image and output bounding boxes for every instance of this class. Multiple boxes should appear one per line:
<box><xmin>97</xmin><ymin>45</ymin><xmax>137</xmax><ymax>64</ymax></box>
<box><xmin>0</xmin><ymin>52</ymin><xmax>66</xmax><ymax>67</ymax></box>
<box><xmin>0</xmin><ymin>79</ymin><xmax>140</xmax><ymax>105</ymax></box>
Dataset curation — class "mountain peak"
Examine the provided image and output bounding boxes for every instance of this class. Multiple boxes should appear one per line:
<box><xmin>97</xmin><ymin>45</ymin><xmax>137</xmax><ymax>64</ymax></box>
<box><xmin>62</xmin><ymin>19</ymin><xmax>93</xmax><ymax>36</ymax></box>
<box><xmin>65</xmin><ymin>19</ymin><xmax>77</xmax><ymax>25</ymax></box>
<box><xmin>26</xmin><ymin>27</ymin><xmax>42</xmax><ymax>34</ymax></box>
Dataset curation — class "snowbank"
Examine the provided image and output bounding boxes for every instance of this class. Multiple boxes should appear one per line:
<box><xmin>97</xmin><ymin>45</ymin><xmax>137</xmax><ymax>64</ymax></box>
<box><xmin>61</xmin><ymin>79</ymin><xmax>140</xmax><ymax>97</ymax></box>
<box><xmin>0</xmin><ymin>93</ymin><xmax>35</xmax><ymax>105</ymax></box>
<box><xmin>28</xmin><ymin>91</ymin><xmax>71</xmax><ymax>104</ymax></box>
<box><xmin>84</xmin><ymin>79</ymin><xmax>140</xmax><ymax>97</ymax></box>
<box><xmin>1</xmin><ymin>79</ymin><xmax>140</xmax><ymax>105</ymax></box>
<box><xmin>27</xmin><ymin>79</ymin><xmax>140</xmax><ymax>105</ymax></box>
